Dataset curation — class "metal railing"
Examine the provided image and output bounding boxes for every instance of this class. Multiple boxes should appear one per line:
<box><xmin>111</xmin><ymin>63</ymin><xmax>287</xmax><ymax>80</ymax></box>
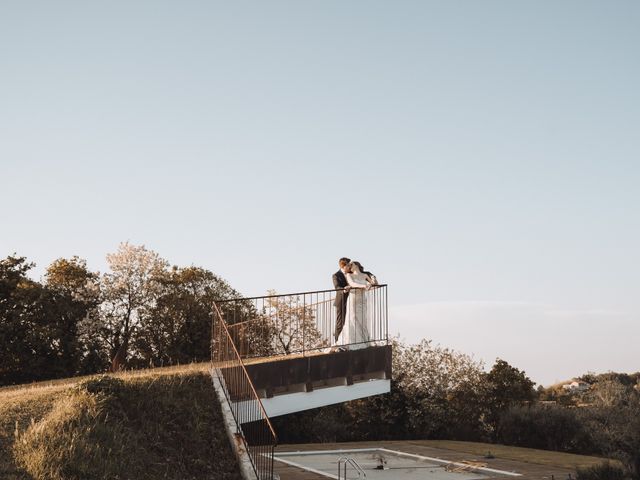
<box><xmin>212</xmin><ymin>285</ymin><xmax>388</xmax><ymax>479</ymax></box>
<box><xmin>338</xmin><ymin>457</ymin><xmax>366</xmax><ymax>479</ymax></box>
<box><xmin>215</xmin><ymin>285</ymin><xmax>388</xmax><ymax>360</ymax></box>
<box><xmin>212</xmin><ymin>302</ymin><xmax>277</xmax><ymax>480</ymax></box>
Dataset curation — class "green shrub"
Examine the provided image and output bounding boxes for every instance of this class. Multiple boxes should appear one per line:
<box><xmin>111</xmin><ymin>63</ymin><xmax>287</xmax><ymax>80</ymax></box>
<box><xmin>497</xmin><ymin>404</ymin><xmax>594</xmax><ymax>453</ymax></box>
<box><xmin>576</xmin><ymin>462</ymin><xmax>629</xmax><ymax>480</ymax></box>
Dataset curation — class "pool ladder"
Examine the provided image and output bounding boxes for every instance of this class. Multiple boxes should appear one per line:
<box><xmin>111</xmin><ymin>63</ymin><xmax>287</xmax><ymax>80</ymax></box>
<box><xmin>337</xmin><ymin>456</ymin><xmax>366</xmax><ymax>479</ymax></box>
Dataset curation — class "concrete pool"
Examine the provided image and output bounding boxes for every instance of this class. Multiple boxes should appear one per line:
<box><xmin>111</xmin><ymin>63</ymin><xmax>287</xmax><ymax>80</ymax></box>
<box><xmin>273</xmin><ymin>448</ymin><xmax>523</xmax><ymax>480</ymax></box>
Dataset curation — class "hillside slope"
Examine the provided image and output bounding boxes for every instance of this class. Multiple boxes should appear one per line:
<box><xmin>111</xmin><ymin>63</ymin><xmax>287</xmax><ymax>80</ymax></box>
<box><xmin>0</xmin><ymin>365</ymin><xmax>241</xmax><ymax>480</ymax></box>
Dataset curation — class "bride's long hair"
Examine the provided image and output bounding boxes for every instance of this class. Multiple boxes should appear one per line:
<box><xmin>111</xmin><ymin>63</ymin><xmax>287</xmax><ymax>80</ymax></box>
<box><xmin>351</xmin><ymin>261</ymin><xmax>374</xmax><ymax>278</ymax></box>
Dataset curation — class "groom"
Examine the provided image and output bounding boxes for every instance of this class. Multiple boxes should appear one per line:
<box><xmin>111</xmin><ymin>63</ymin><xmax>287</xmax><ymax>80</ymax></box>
<box><xmin>332</xmin><ymin>257</ymin><xmax>351</xmax><ymax>342</ymax></box>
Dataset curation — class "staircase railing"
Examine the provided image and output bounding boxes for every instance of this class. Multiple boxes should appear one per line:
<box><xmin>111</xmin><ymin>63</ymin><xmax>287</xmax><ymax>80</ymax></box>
<box><xmin>212</xmin><ymin>301</ymin><xmax>277</xmax><ymax>480</ymax></box>
<box><xmin>212</xmin><ymin>285</ymin><xmax>388</xmax><ymax>479</ymax></box>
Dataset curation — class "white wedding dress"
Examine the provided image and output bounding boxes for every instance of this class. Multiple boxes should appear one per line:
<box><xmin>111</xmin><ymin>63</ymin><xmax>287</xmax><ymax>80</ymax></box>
<box><xmin>334</xmin><ymin>268</ymin><xmax>374</xmax><ymax>350</ymax></box>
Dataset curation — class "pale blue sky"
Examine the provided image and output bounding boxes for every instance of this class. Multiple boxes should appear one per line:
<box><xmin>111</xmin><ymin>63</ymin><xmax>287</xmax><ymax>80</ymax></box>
<box><xmin>1</xmin><ymin>2</ymin><xmax>638</xmax><ymax>384</ymax></box>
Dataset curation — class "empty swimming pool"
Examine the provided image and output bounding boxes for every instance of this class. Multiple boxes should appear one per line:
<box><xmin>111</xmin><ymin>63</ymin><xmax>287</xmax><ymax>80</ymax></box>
<box><xmin>273</xmin><ymin>448</ymin><xmax>522</xmax><ymax>480</ymax></box>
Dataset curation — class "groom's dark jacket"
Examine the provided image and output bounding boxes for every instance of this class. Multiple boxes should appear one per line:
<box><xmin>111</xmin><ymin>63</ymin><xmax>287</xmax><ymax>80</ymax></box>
<box><xmin>332</xmin><ymin>270</ymin><xmax>349</xmax><ymax>306</ymax></box>
<box><xmin>332</xmin><ymin>270</ymin><xmax>349</xmax><ymax>341</ymax></box>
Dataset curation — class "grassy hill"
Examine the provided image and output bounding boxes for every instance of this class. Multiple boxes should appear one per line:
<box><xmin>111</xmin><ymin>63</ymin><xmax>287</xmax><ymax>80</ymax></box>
<box><xmin>0</xmin><ymin>364</ymin><xmax>241</xmax><ymax>480</ymax></box>
<box><xmin>3</xmin><ymin>364</ymin><xmax>623</xmax><ymax>480</ymax></box>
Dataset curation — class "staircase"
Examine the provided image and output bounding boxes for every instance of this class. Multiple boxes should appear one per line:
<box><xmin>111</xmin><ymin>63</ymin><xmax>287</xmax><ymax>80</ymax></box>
<box><xmin>212</xmin><ymin>286</ymin><xmax>390</xmax><ymax>480</ymax></box>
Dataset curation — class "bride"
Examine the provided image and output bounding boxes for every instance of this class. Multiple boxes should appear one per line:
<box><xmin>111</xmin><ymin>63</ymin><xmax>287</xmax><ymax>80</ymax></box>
<box><xmin>335</xmin><ymin>261</ymin><xmax>378</xmax><ymax>350</ymax></box>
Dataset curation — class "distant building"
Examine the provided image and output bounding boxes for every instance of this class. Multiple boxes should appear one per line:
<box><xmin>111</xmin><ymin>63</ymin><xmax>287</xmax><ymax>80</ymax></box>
<box><xmin>562</xmin><ymin>380</ymin><xmax>590</xmax><ymax>393</ymax></box>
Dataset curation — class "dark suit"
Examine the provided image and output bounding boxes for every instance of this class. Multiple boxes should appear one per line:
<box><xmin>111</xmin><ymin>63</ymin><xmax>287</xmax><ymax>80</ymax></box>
<box><xmin>332</xmin><ymin>270</ymin><xmax>349</xmax><ymax>341</ymax></box>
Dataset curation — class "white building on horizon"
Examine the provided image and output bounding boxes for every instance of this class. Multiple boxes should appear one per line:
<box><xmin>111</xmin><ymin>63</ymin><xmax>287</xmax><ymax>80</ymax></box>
<box><xmin>562</xmin><ymin>380</ymin><xmax>590</xmax><ymax>393</ymax></box>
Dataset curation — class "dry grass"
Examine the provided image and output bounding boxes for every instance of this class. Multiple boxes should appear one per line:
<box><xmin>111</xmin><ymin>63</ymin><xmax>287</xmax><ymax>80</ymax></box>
<box><xmin>411</xmin><ymin>440</ymin><xmax>613</xmax><ymax>469</ymax></box>
<box><xmin>1</xmin><ymin>390</ymin><xmax>65</xmax><ymax>479</ymax></box>
<box><xmin>0</xmin><ymin>362</ymin><xmax>210</xmax><ymax>398</ymax></box>
<box><xmin>0</xmin><ymin>364</ymin><xmax>241</xmax><ymax>480</ymax></box>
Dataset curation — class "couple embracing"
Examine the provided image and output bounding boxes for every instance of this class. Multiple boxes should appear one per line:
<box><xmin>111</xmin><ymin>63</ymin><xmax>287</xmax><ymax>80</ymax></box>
<box><xmin>331</xmin><ymin>257</ymin><xmax>379</xmax><ymax>351</ymax></box>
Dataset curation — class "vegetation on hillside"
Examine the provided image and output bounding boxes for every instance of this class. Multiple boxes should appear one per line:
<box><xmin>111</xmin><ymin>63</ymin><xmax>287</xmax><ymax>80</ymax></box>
<box><xmin>1</xmin><ymin>243</ymin><xmax>241</xmax><ymax>386</ymax></box>
<box><xmin>272</xmin><ymin>340</ymin><xmax>640</xmax><ymax>479</ymax></box>
<box><xmin>1</xmin><ymin>368</ymin><xmax>241</xmax><ymax>480</ymax></box>
<box><xmin>3</xmin><ymin>245</ymin><xmax>639</xmax><ymax>479</ymax></box>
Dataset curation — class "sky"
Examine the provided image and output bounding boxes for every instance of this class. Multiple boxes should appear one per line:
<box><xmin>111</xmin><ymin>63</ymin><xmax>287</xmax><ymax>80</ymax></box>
<box><xmin>1</xmin><ymin>1</ymin><xmax>638</xmax><ymax>385</ymax></box>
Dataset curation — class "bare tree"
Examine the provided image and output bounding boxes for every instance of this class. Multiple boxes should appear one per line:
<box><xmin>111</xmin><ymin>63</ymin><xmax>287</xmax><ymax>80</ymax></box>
<box><xmin>589</xmin><ymin>378</ymin><xmax>629</xmax><ymax>407</ymax></box>
<box><xmin>101</xmin><ymin>242</ymin><xmax>167</xmax><ymax>371</ymax></box>
<box><xmin>262</xmin><ymin>291</ymin><xmax>326</xmax><ymax>355</ymax></box>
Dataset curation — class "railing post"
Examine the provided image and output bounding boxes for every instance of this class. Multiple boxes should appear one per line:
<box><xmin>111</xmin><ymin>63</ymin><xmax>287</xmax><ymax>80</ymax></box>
<box><xmin>385</xmin><ymin>285</ymin><xmax>389</xmax><ymax>344</ymax></box>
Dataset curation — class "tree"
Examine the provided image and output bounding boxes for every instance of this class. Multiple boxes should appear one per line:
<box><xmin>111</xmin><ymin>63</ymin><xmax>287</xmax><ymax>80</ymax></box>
<box><xmin>45</xmin><ymin>257</ymin><xmax>104</xmax><ymax>375</ymax></box>
<box><xmin>342</xmin><ymin>340</ymin><xmax>413</xmax><ymax>440</ymax></box>
<box><xmin>2</xmin><ymin>245</ymin><xmax>248</xmax><ymax>383</ymax></box>
<box><xmin>260</xmin><ymin>291</ymin><xmax>325</xmax><ymax>355</ymax></box>
<box><xmin>0</xmin><ymin>256</ymin><xmax>62</xmax><ymax>384</ymax></box>
<box><xmin>101</xmin><ymin>243</ymin><xmax>168</xmax><ymax>371</ymax></box>
<box><xmin>340</xmin><ymin>339</ymin><xmax>487</xmax><ymax>441</ymax></box>
<box><xmin>486</xmin><ymin>358</ymin><xmax>536</xmax><ymax>438</ymax></box>
<box><xmin>588</xmin><ymin>378</ymin><xmax>629</xmax><ymax>408</ymax></box>
<box><xmin>133</xmin><ymin>266</ymin><xmax>242</xmax><ymax>367</ymax></box>
<box><xmin>1</xmin><ymin>255</ymin><xmax>35</xmax><ymax>384</ymax></box>
<box><xmin>272</xmin><ymin>339</ymin><xmax>488</xmax><ymax>443</ymax></box>
<box><xmin>392</xmin><ymin>339</ymin><xmax>487</xmax><ymax>439</ymax></box>
<box><xmin>583</xmin><ymin>392</ymin><xmax>640</xmax><ymax>478</ymax></box>
<box><xmin>497</xmin><ymin>404</ymin><xmax>592</xmax><ymax>452</ymax></box>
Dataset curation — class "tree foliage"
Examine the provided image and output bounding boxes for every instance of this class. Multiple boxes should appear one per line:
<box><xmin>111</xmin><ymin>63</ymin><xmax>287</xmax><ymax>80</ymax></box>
<box><xmin>0</xmin><ymin>255</ymin><xmax>53</xmax><ymax>384</ymax></box>
<box><xmin>45</xmin><ymin>256</ymin><xmax>104</xmax><ymax>375</ymax></box>
<box><xmin>0</xmin><ymin>244</ymin><xmax>241</xmax><ymax>385</ymax></box>
<box><xmin>3</xmin><ymin>247</ymin><xmax>640</xmax><ymax>478</ymax></box>
<box><xmin>101</xmin><ymin>243</ymin><xmax>168</xmax><ymax>371</ymax></box>
<box><xmin>485</xmin><ymin>358</ymin><xmax>536</xmax><ymax>437</ymax></box>
<box><xmin>133</xmin><ymin>265</ymin><xmax>242</xmax><ymax>367</ymax></box>
<box><xmin>273</xmin><ymin>339</ymin><xmax>489</xmax><ymax>442</ymax></box>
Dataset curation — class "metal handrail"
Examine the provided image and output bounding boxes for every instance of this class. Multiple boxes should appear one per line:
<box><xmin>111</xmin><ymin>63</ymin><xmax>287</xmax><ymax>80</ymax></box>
<box><xmin>216</xmin><ymin>285</ymin><xmax>389</xmax><ymax>359</ymax></box>
<box><xmin>213</xmin><ymin>302</ymin><xmax>277</xmax><ymax>438</ymax></box>
<box><xmin>212</xmin><ymin>301</ymin><xmax>277</xmax><ymax>479</ymax></box>
<box><xmin>215</xmin><ymin>284</ymin><xmax>388</xmax><ymax>303</ymax></box>
<box><xmin>338</xmin><ymin>456</ymin><xmax>366</xmax><ymax>479</ymax></box>
<box><xmin>226</xmin><ymin>297</ymin><xmax>335</xmax><ymax>328</ymax></box>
